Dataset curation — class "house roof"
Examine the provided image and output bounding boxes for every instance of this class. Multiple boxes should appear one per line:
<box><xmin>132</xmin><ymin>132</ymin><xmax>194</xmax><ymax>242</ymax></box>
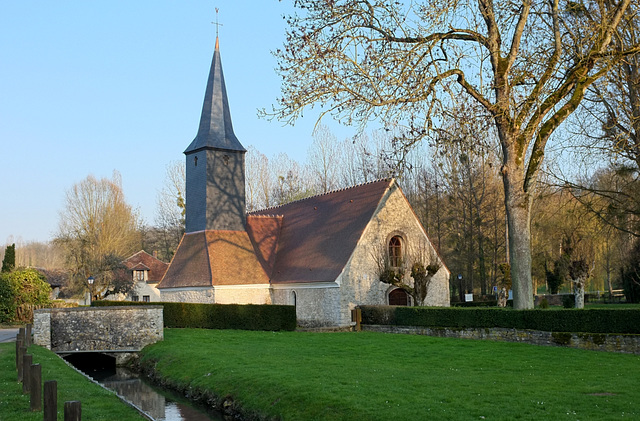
<box><xmin>122</xmin><ymin>250</ymin><xmax>169</xmax><ymax>283</ymax></box>
<box><xmin>157</xmin><ymin>229</ymin><xmax>271</xmax><ymax>289</ymax></box>
<box><xmin>184</xmin><ymin>37</ymin><xmax>245</xmax><ymax>155</ymax></box>
<box><xmin>249</xmin><ymin>179</ymin><xmax>393</xmax><ymax>284</ymax></box>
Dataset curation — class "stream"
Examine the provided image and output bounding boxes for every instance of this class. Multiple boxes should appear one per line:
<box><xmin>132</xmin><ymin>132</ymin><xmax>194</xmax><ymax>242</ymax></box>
<box><xmin>64</xmin><ymin>353</ymin><xmax>224</xmax><ymax>421</ymax></box>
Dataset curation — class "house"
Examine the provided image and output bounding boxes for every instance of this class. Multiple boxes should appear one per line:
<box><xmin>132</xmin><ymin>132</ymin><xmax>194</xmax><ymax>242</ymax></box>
<box><xmin>156</xmin><ymin>36</ymin><xmax>450</xmax><ymax>327</ymax></box>
<box><xmin>122</xmin><ymin>250</ymin><xmax>169</xmax><ymax>302</ymax></box>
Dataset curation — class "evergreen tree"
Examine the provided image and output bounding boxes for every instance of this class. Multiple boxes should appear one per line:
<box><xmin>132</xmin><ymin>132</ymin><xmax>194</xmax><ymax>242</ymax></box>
<box><xmin>1</xmin><ymin>243</ymin><xmax>15</xmax><ymax>273</ymax></box>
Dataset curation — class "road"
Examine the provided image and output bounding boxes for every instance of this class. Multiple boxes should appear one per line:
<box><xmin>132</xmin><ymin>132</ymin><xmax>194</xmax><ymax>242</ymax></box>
<box><xmin>0</xmin><ymin>328</ymin><xmax>19</xmax><ymax>343</ymax></box>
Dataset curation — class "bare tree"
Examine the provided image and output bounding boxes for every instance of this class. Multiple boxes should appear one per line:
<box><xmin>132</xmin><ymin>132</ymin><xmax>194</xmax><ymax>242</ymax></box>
<box><xmin>271</xmin><ymin>153</ymin><xmax>314</xmax><ymax>205</ymax></box>
<box><xmin>154</xmin><ymin>161</ymin><xmax>185</xmax><ymax>260</ymax></box>
<box><xmin>265</xmin><ymin>0</ymin><xmax>640</xmax><ymax>308</ymax></box>
<box><xmin>246</xmin><ymin>146</ymin><xmax>274</xmax><ymax>211</ymax></box>
<box><xmin>55</xmin><ymin>172</ymin><xmax>141</xmax><ymax>299</ymax></box>
<box><xmin>308</xmin><ymin>124</ymin><xmax>340</xmax><ymax>193</ymax></box>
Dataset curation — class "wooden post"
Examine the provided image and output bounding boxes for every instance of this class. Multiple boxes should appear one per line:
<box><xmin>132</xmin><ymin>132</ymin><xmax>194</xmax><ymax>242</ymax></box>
<box><xmin>351</xmin><ymin>308</ymin><xmax>362</xmax><ymax>332</ymax></box>
<box><xmin>26</xmin><ymin>323</ymin><xmax>32</xmax><ymax>347</ymax></box>
<box><xmin>15</xmin><ymin>337</ymin><xmax>23</xmax><ymax>371</ymax></box>
<box><xmin>18</xmin><ymin>327</ymin><xmax>25</xmax><ymax>343</ymax></box>
<box><xmin>17</xmin><ymin>345</ymin><xmax>26</xmax><ymax>381</ymax></box>
<box><xmin>30</xmin><ymin>363</ymin><xmax>41</xmax><ymax>411</ymax></box>
<box><xmin>44</xmin><ymin>380</ymin><xmax>57</xmax><ymax>421</ymax></box>
<box><xmin>22</xmin><ymin>354</ymin><xmax>32</xmax><ymax>393</ymax></box>
<box><xmin>64</xmin><ymin>401</ymin><xmax>81</xmax><ymax>421</ymax></box>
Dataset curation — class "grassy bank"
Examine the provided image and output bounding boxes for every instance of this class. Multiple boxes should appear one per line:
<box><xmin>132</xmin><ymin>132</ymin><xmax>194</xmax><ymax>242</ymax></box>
<box><xmin>140</xmin><ymin>329</ymin><xmax>639</xmax><ymax>420</ymax></box>
<box><xmin>0</xmin><ymin>343</ymin><xmax>146</xmax><ymax>421</ymax></box>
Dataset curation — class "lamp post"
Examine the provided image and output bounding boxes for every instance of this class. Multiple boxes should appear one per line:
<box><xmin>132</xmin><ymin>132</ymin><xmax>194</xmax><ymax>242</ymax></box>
<box><xmin>87</xmin><ymin>276</ymin><xmax>94</xmax><ymax>306</ymax></box>
<box><xmin>457</xmin><ymin>274</ymin><xmax>463</xmax><ymax>302</ymax></box>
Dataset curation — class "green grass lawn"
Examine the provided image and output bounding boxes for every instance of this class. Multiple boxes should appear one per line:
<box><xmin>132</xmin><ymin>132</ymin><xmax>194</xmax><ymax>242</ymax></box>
<box><xmin>140</xmin><ymin>329</ymin><xmax>640</xmax><ymax>420</ymax></box>
<box><xmin>0</xmin><ymin>343</ymin><xmax>146</xmax><ymax>421</ymax></box>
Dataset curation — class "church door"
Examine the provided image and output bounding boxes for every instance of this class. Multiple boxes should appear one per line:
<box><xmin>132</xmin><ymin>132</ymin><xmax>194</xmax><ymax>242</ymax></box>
<box><xmin>389</xmin><ymin>288</ymin><xmax>409</xmax><ymax>306</ymax></box>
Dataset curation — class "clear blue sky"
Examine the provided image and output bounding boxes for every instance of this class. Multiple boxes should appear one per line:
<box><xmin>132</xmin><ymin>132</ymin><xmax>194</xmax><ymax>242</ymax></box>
<box><xmin>0</xmin><ymin>1</ymin><xmax>356</xmax><ymax>244</ymax></box>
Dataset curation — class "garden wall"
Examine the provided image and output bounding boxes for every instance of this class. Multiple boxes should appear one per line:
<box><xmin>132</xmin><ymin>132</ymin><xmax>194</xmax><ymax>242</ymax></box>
<box><xmin>362</xmin><ymin>324</ymin><xmax>640</xmax><ymax>354</ymax></box>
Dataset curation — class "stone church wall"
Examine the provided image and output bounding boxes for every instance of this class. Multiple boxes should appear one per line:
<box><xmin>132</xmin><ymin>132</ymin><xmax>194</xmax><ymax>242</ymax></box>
<box><xmin>160</xmin><ymin>287</ymin><xmax>216</xmax><ymax>303</ymax></box>
<box><xmin>337</xmin><ymin>184</ymin><xmax>450</xmax><ymax>326</ymax></box>
<box><xmin>272</xmin><ymin>286</ymin><xmax>341</xmax><ymax>327</ymax></box>
<box><xmin>160</xmin><ymin>286</ymin><xmax>271</xmax><ymax>305</ymax></box>
<box><xmin>213</xmin><ymin>286</ymin><xmax>272</xmax><ymax>305</ymax></box>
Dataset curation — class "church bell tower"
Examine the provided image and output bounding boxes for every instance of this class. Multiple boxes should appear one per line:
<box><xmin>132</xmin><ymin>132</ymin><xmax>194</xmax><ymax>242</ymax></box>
<box><xmin>184</xmin><ymin>37</ymin><xmax>246</xmax><ymax>233</ymax></box>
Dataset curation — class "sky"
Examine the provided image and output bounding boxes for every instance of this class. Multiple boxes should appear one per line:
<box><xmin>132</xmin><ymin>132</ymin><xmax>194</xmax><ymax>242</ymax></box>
<box><xmin>0</xmin><ymin>1</ymin><xmax>360</xmax><ymax>245</ymax></box>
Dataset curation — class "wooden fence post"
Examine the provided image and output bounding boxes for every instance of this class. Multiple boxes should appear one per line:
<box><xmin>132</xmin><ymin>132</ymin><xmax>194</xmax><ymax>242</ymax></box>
<box><xmin>22</xmin><ymin>354</ymin><xmax>32</xmax><ymax>393</ymax></box>
<box><xmin>17</xmin><ymin>345</ymin><xmax>26</xmax><ymax>382</ymax></box>
<box><xmin>30</xmin><ymin>363</ymin><xmax>41</xmax><ymax>411</ymax></box>
<box><xmin>25</xmin><ymin>323</ymin><xmax>32</xmax><ymax>346</ymax></box>
<box><xmin>64</xmin><ymin>401</ymin><xmax>81</xmax><ymax>421</ymax></box>
<box><xmin>44</xmin><ymin>380</ymin><xmax>57</xmax><ymax>421</ymax></box>
<box><xmin>18</xmin><ymin>327</ymin><xmax>25</xmax><ymax>343</ymax></box>
<box><xmin>15</xmin><ymin>337</ymin><xmax>23</xmax><ymax>371</ymax></box>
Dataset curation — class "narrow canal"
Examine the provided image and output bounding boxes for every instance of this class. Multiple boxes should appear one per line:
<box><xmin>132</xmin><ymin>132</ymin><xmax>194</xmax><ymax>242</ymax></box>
<box><xmin>64</xmin><ymin>353</ymin><xmax>224</xmax><ymax>421</ymax></box>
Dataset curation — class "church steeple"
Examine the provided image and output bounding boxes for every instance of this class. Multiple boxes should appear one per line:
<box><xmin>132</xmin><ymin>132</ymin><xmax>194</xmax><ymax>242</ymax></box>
<box><xmin>184</xmin><ymin>37</ymin><xmax>245</xmax><ymax>154</ymax></box>
<box><xmin>184</xmin><ymin>36</ymin><xmax>247</xmax><ymax>233</ymax></box>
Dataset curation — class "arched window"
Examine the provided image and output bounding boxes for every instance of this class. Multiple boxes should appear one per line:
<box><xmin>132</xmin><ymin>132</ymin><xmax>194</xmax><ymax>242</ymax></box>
<box><xmin>389</xmin><ymin>236</ymin><xmax>403</xmax><ymax>267</ymax></box>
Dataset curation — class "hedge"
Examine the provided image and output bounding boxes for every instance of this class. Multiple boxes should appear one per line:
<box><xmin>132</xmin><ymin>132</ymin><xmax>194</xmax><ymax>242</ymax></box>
<box><xmin>93</xmin><ymin>301</ymin><xmax>297</xmax><ymax>331</ymax></box>
<box><xmin>359</xmin><ymin>305</ymin><xmax>640</xmax><ymax>334</ymax></box>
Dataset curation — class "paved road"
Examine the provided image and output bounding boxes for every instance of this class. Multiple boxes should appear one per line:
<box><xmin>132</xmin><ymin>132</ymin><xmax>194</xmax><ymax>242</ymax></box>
<box><xmin>0</xmin><ymin>328</ymin><xmax>19</xmax><ymax>343</ymax></box>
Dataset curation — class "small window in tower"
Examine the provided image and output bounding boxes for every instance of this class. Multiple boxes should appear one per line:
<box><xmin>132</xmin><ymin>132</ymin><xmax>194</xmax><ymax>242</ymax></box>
<box><xmin>194</xmin><ymin>156</ymin><xmax>198</xmax><ymax>167</ymax></box>
<box><xmin>223</xmin><ymin>155</ymin><xmax>230</xmax><ymax>165</ymax></box>
<box><xmin>389</xmin><ymin>236</ymin><xmax>403</xmax><ymax>267</ymax></box>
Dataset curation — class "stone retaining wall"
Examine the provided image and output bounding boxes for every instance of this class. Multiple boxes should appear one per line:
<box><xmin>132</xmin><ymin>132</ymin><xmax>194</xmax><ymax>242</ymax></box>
<box><xmin>34</xmin><ymin>306</ymin><xmax>163</xmax><ymax>352</ymax></box>
<box><xmin>363</xmin><ymin>325</ymin><xmax>640</xmax><ymax>354</ymax></box>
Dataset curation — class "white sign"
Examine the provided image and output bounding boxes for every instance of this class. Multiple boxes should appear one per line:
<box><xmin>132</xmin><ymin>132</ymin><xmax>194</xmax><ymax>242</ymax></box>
<box><xmin>465</xmin><ymin>293</ymin><xmax>473</xmax><ymax>302</ymax></box>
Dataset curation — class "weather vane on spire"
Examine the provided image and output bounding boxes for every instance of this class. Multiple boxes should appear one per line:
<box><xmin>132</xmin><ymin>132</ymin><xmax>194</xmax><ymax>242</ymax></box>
<box><xmin>212</xmin><ymin>7</ymin><xmax>223</xmax><ymax>37</ymax></box>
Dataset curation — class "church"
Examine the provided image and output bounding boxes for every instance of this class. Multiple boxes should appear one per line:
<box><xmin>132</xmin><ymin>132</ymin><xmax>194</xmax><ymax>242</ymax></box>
<box><xmin>156</xmin><ymin>37</ymin><xmax>450</xmax><ymax>327</ymax></box>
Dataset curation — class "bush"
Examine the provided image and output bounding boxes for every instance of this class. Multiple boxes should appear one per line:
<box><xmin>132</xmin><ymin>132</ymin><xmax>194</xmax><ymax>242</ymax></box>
<box><xmin>539</xmin><ymin>298</ymin><xmax>550</xmax><ymax>309</ymax></box>
<box><xmin>94</xmin><ymin>301</ymin><xmax>297</xmax><ymax>331</ymax></box>
<box><xmin>358</xmin><ymin>305</ymin><xmax>640</xmax><ymax>334</ymax></box>
<box><xmin>562</xmin><ymin>295</ymin><xmax>575</xmax><ymax>308</ymax></box>
<box><xmin>0</xmin><ymin>268</ymin><xmax>51</xmax><ymax>323</ymax></box>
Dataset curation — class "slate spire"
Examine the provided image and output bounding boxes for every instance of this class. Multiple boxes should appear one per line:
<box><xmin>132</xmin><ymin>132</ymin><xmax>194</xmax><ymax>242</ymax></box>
<box><xmin>184</xmin><ymin>37</ymin><xmax>245</xmax><ymax>153</ymax></box>
<box><xmin>183</xmin><ymin>35</ymin><xmax>247</xmax><ymax>233</ymax></box>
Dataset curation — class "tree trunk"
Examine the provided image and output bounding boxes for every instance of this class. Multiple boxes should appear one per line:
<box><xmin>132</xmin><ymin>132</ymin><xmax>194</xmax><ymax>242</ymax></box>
<box><xmin>574</xmin><ymin>278</ymin><xmax>585</xmax><ymax>309</ymax></box>
<box><xmin>502</xmin><ymin>158</ymin><xmax>534</xmax><ymax>309</ymax></box>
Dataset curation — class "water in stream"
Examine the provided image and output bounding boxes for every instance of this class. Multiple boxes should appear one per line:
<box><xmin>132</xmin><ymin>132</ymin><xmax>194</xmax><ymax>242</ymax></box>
<box><xmin>64</xmin><ymin>354</ymin><xmax>223</xmax><ymax>421</ymax></box>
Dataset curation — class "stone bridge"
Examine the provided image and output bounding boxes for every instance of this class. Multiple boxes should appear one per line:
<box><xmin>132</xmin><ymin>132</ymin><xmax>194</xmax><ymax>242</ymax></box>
<box><xmin>33</xmin><ymin>306</ymin><xmax>163</xmax><ymax>364</ymax></box>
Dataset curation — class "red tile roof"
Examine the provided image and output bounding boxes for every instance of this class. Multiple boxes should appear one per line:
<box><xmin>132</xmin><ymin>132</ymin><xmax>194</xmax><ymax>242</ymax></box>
<box><xmin>250</xmin><ymin>179</ymin><xmax>393</xmax><ymax>284</ymax></box>
<box><xmin>157</xmin><ymin>230</ymin><xmax>270</xmax><ymax>289</ymax></box>
<box><xmin>122</xmin><ymin>250</ymin><xmax>169</xmax><ymax>283</ymax></box>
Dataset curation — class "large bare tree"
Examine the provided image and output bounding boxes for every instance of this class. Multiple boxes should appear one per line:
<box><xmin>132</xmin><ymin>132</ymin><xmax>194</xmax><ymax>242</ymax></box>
<box><xmin>56</xmin><ymin>172</ymin><xmax>141</xmax><ymax>299</ymax></box>
<box><xmin>265</xmin><ymin>0</ymin><xmax>640</xmax><ymax>308</ymax></box>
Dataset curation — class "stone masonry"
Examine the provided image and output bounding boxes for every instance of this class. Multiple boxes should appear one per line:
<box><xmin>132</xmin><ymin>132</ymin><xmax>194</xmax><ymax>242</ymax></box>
<box><xmin>33</xmin><ymin>306</ymin><xmax>163</xmax><ymax>353</ymax></box>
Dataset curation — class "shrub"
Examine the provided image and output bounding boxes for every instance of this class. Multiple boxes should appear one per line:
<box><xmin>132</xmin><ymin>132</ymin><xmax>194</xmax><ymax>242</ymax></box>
<box><xmin>0</xmin><ymin>268</ymin><xmax>51</xmax><ymax>323</ymax></box>
<box><xmin>562</xmin><ymin>295</ymin><xmax>575</xmax><ymax>308</ymax></box>
<box><xmin>94</xmin><ymin>301</ymin><xmax>297</xmax><ymax>331</ymax></box>
<box><xmin>358</xmin><ymin>305</ymin><xmax>640</xmax><ymax>334</ymax></box>
<box><xmin>539</xmin><ymin>298</ymin><xmax>550</xmax><ymax>309</ymax></box>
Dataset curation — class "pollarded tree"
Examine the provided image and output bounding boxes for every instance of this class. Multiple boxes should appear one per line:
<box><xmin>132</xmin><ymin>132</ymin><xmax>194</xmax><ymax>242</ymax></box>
<box><xmin>266</xmin><ymin>0</ymin><xmax>640</xmax><ymax>308</ymax></box>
